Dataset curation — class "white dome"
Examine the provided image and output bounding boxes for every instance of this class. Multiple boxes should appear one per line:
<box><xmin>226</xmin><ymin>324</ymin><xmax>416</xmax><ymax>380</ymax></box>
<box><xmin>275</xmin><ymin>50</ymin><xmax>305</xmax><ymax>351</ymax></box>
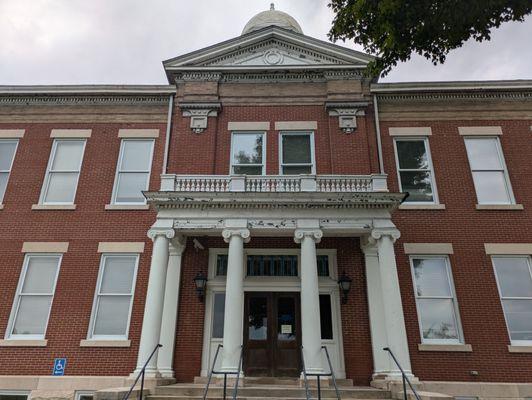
<box><xmin>242</xmin><ymin>4</ymin><xmax>303</xmax><ymax>35</ymax></box>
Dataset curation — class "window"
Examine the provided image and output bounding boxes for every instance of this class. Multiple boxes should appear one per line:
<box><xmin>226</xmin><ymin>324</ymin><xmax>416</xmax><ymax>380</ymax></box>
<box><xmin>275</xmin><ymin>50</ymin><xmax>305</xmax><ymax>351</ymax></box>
<box><xmin>40</xmin><ymin>140</ymin><xmax>86</xmax><ymax>204</ymax></box>
<box><xmin>231</xmin><ymin>132</ymin><xmax>265</xmax><ymax>175</ymax></box>
<box><xmin>0</xmin><ymin>392</ymin><xmax>29</xmax><ymax>400</ymax></box>
<box><xmin>464</xmin><ymin>137</ymin><xmax>514</xmax><ymax>204</ymax></box>
<box><xmin>112</xmin><ymin>139</ymin><xmax>154</xmax><ymax>204</ymax></box>
<box><xmin>8</xmin><ymin>255</ymin><xmax>61</xmax><ymax>339</ymax></box>
<box><xmin>394</xmin><ymin>138</ymin><xmax>437</xmax><ymax>203</ymax></box>
<box><xmin>280</xmin><ymin>132</ymin><xmax>315</xmax><ymax>174</ymax></box>
<box><xmin>0</xmin><ymin>140</ymin><xmax>18</xmax><ymax>204</ymax></box>
<box><xmin>492</xmin><ymin>256</ymin><xmax>532</xmax><ymax>344</ymax></box>
<box><xmin>75</xmin><ymin>392</ymin><xmax>94</xmax><ymax>400</ymax></box>
<box><xmin>89</xmin><ymin>254</ymin><xmax>138</xmax><ymax>339</ymax></box>
<box><xmin>212</xmin><ymin>293</ymin><xmax>225</xmax><ymax>338</ymax></box>
<box><xmin>410</xmin><ymin>256</ymin><xmax>462</xmax><ymax>343</ymax></box>
<box><xmin>319</xmin><ymin>294</ymin><xmax>333</xmax><ymax>340</ymax></box>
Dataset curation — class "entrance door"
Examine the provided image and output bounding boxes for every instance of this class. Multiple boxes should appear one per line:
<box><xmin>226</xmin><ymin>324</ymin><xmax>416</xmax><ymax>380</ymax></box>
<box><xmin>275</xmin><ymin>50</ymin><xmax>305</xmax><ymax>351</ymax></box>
<box><xmin>243</xmin><ymin>292</ymin><xmax>301</xmax><ymax>377</ymax></box>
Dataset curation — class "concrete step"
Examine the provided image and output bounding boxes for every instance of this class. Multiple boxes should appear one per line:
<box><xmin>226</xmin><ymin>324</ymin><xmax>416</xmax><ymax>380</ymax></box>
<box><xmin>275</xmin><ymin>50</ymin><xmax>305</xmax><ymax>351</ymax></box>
<box><xmin>193</xmin><ymin>376</ymin><xmax>355</xmax><ymax>387</ymax></box>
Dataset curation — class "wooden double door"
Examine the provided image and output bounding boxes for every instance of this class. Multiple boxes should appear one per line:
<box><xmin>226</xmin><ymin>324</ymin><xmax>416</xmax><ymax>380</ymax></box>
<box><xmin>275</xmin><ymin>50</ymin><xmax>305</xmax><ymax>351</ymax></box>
<box><xmin>243</xmin><ymin>292</ymin><xmax>301</xmax><ymax>377</ymax></box>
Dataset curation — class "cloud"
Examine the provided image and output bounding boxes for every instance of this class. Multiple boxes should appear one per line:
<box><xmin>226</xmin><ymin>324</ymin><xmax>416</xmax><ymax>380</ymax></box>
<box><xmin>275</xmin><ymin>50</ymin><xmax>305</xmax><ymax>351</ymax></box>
<box><xmin>0</xmin><ymin>0</ymin><xmax>530</xmax><ymax>85</ymax></box>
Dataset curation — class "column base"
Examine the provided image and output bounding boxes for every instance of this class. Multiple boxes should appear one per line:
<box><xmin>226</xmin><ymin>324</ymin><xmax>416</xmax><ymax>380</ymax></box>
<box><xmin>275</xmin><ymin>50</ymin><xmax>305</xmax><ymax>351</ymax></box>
<box><xmin>129</xmin><ymin>366</ymin><xmax>161</xmax><ymax>380</ymax></box>
<box><xmin>157</xmin><ymin>368</ymin><xmax>175</xmax><ymax>379</ymax></box>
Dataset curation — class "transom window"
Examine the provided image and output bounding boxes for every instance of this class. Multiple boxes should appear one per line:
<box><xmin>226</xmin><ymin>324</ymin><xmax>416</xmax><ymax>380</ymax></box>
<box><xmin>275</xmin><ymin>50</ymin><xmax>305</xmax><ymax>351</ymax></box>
<box><xmin>492</xmin><ymin>256</ymin><xmax>532</xmax><ymax>344</ymax></box>
<box><xmin>394</xmin><ymin>138</ymin><xmax>437</xmax><ymax>203</ymax></box>
<box><xmin>0</xmin><ymin>139</ymin><xmax>18</xmax><ymax>204</ymax></box>
<box><xmin>231</xmin><ymin>132</ymin><xmax>265</xmax><ymax>175</ymax></box>
<box><xmin>8</xmin><ymin>254</ymin><xmax>61</xmax><ymax>339</ymax></box>
<box><xmin>88</xmin><ymin>254</ymin><xmax>138</xmax><ymax>339</ymax></box>
<box><xmin>112</xmin><ymin>139</ymin><xmax>154</xmax><ymax>204</ymax></box>
<box><xmin>280</xmin><ymin>132</ymin><xmax>315</xmax><ymax>175</ymax></box>
<box><xmin>410</xmin><ymin>256</ymin><xmax>463</xmax><ymax>343</ymax></box>
<box><xmin>40</xmin><ymin>139</ymin><xmax>86</xmax><ymax>204</ymax></box>
<box><xmin>464</xmin><ymin>137</ymin><xmax>514</xmax><ymax>205</ymax></box>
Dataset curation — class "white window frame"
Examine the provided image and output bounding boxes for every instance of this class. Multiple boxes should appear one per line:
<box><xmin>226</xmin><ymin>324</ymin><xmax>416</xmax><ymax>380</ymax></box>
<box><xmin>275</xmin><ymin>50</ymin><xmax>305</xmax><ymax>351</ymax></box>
<box><xmin>6</xmin><ymin>254</ymin><xmax>62</xmax><ymax>340</ymax></box>
<box><xmin>74</xmin><ymin>391</ymin><xmax>94</xmax><ymax>400</ymax></box>
<box><xmin>0</xmin><ymin>139</ymin><xmax>19</xmax><ymax>204</ymax></box>
<box><xmin>491</xmin><ymin>255</ymin><xmax>532</xmax><ymax>346</ymax></box>
<box><xmin>39</xmin><ymin>139</ymin><xmax>86</xmax><ymax>205</ymax></box>
<box><xmin>409</xmin><ymin>255</ymin><xmax>464</xmax><ymax>344</ymax></box>
<box><xmin>87</xmin><ymin>253</ymin><xmax>139</xmax><ymax>340</ymax></box>
<box><xmin>0</xmin><ymin>391</ymin><xmax>30</xmax><ymax>400</ymax></box>
<box><xmin>393</xmin><ymin>137</ymin><xmax>439</xmax><ymax>204</ymax></box>
<box><xmin>279</xmin><ymin>131</ymin><xmax>316</xmax><ymax>175</ymax></box>
<box><xmin>230</xmin><ymin>131</ymin><xmax>266</xmax><ymax>175</ymax></box>
<box><xmin>463</xmin><ymin>136</ymin><xmax>516</xmax><ymax>205</ymax></box>
<box><xmin>111</xmin><ymin>139</ymin><xmax>155</xmax><ymax>205</ymax></box>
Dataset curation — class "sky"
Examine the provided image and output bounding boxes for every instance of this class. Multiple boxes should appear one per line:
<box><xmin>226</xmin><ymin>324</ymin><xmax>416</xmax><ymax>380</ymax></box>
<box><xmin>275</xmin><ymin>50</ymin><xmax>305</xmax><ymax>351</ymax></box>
<box><xmin>0</xmin><ymin>0</ymin><xmax>531</xmax><ymax>85</ymax></box>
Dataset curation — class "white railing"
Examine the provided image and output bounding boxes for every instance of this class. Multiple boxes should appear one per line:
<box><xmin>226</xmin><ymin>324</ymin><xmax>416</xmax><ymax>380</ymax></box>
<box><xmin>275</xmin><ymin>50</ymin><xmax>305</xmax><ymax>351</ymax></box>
<box><xmin>160</xmin><ymin>174</ymin><xmax>388</xmax><ymax>193</ymax></box>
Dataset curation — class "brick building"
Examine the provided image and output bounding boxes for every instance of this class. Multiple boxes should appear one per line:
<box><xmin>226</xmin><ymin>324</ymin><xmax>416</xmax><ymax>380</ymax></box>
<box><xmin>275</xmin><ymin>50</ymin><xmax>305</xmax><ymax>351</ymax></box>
<box><xmin>0</xmin><ymin>6</ymin><xmax>531</xmax><ymax>400</ymax></box>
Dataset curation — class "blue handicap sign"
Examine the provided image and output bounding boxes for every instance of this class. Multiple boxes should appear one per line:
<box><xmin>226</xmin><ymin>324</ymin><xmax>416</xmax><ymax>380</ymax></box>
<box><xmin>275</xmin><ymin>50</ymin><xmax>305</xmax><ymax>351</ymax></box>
<box><xmin>53</xmin><ymin>358</ymin><xmax>67</xmax><ymax>376</ymax></box>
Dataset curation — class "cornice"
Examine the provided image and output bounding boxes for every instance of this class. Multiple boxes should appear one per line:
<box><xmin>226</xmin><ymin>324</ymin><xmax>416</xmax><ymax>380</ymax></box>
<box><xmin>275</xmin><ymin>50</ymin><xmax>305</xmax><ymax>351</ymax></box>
<box><xmin>375</xmin><ymin>91</ymin><xmax>532</xmax><ymax>103</ymax></box>
<box><xmin>0</xmin><ymin>94</ymin><xmax>172</xmax><ymax>106</ymax></box>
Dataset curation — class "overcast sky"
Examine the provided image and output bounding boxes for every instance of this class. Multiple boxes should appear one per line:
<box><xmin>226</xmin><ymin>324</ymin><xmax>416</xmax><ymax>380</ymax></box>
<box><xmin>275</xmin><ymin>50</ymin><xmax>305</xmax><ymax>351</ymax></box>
<box><xmin>1</xmin><ymin>0</ymin><xmax>531</xmax><ymax>85</ymax></box>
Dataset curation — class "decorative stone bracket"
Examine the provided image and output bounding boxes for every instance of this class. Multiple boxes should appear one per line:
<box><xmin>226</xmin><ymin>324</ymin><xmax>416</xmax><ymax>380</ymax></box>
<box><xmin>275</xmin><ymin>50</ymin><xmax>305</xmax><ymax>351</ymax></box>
<box><xmin>180</xmin><ymin>102</ymin><xmax>221</xmax><ymax>134</ymax></box>
<box><xmin>326</xmin><ymin>102</ymin><xmax>369</xmax><ymax>134</ymax></box>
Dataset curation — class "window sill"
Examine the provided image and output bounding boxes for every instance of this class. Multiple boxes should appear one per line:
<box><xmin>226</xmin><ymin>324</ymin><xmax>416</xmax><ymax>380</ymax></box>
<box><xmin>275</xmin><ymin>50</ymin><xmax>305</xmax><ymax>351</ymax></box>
<box><xmin>105</xmin><ymin>204</ymin><xmax>150</xmax><ymax>210</ymax></box>
<box><xmin>80</xmin><ymin>339</ymin><xmax>131</xmax><ymax>348</ymax></box>
<box><xmin>0</xmin><ymin>339</ymin><xmax>47</xmax><ymax>347</ymax></box>
<box><xmin>418</xmin><ymin>343</ymin><xmax>473</xmax><ymax>352</ymax></box>
<box><xmin>399</xmin><ymin>204</ymin><xmax>446</xmax><ymax>210</ymax></box>
<box><xmin>32</xmin><ymin>204</ymin><xmax>76</xmax><ymax>210</ymax></box>
<box><xmin>476</xmin><ymin>204</ymin><xmax>524</xmax><ymax>210</ymax></box>
<box><xmin>508</xmin><ymin>345</ymin><xmax>532</xmax><ymax>353</ymax></box>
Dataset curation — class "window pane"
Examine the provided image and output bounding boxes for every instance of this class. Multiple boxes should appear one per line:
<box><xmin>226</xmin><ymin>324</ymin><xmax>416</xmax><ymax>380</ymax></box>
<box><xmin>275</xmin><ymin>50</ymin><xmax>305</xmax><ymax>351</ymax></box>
<box><xmin>502</xmin><ymin>300</ymin><xmax>532</xmax><ymax>341</ymax></box>
<box><xmin>278</xmin><ymin>296</ymin><xmax>296</xmax><ymax>341</ymax></box>
<box><xmin>465</xmin><ymin>138</ymin><xmax>502</xmax><ymax>170</ymax></box>
<box><xmin>0</xmin><ymin>141</ymin><xmax>17</xmax><ymax>170</ymax></box>
<box><xmin>120</xmin><ymin>141</ymin><xmax>153</xmax><ymax>171</ymax></box>
<box><xmin>282</xmin><ymin>135</ymin><xmax>311</xmax><ymax>164</ymax></box>
<box><xmin>493</xmin><ymin>258</ymin><xmax>532</xmax><ymax>298</ymax></box>
<box><xmin>396</xmin><ymin>141</ymin><xmax>429</xmax><ymax>170</ymax></box>
<box><xmin>399</xmin><ymin>171</ymin><xmax>434</xmax><ymax>202</ymax></box>
<box><xmin>472</xmin><ymin>171</ymin><xmax>510</xmax><ymax>204</ymax></box>
<box><xmin>233</xmin><ymin>166</ymin><xmax>263</xmax><ymax>175</ymax></box>
<box><xmin>12</xmin><ymin>295</ymin><xmax>52</xmax><ymax>335</ymax></box>
<box><xmin>418</xmin><ymin>298</ymin><xmax>459</xmax><ymax>340</ymax></box>
<box><xmin>100</xmin><ymin>256</ymin><xmax>136</xmax><ymax>294</ymax></box>
<box><xmin>413</xmin><ymin>258</ymin><xmax>451</xmax><ymax>297</ymax></box>
<box><xmin>212</xmin><ymin>293</ymin><xmax>225</xmax><ymax>338</ymax></box>
<box><xmin>44</xmin><ymin>172</ymin><xmax>78</xmax><ymax>203</ymax></box>
<box><xmin>22</xmin><ymin>257</ymin><xmax>59</xmax><ymax>294</ymax></box>
<box><xmin>282</xmin><ymin>165</ymin><xmax>312</xmax><ymax>175</ymax></box>
<box><xmin>0</xmin><ymin>172</ymin><xmax>8</xmax><ymax>201</ymax></box>
<box><xmin>248</xmin><ymin>297</ymin><xmax>267</xmax><ymax>340</ymax></box>
<box><xmin>115</xmin><ymin>172</ymin><xmax>149</xmax><ymax>203</ymax></box>
<box><xmin>319</xmin><ymin>294</ymin><xmax>333</xmax><ymax>340</ymax></box>
<box><xmin>0</xmin><ymin>395</ymin><xmax>28</xmax><ymax>400</ymax></box>
<box><xmin>51</xmin><ymin>141</ymin><xmax>84</xmax><ymax>171</ymax></box>
<box><xmin>93</xmin><ymin>296</ymin><xmax>131</xmax><ymax>336</ymax></box>
<box><xmin>232</xmin><ymin>134</ymin><xmax>263</xmax><ymax>165</ymax></box>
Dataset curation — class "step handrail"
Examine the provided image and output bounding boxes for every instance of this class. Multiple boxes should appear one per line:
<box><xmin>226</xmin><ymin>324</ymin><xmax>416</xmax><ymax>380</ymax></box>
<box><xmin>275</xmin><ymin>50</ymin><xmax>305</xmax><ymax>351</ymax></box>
<box><xmin>383</xmin><ymin>347</ymin><xmax>421</xmax><ymax>400</ymax></box>
<box><xmin>322</xmin><ymin>345</ymin><xmax>341</xmax><ymax>400</ymax></box>
<box><xmin>203</xmin><ymin>344</ymin><xmax>243</xmax><ymax>400</ymax></box>
<box><xmin>300</xmin><ymin>346</ymin><xmax>341</xmax><ymax>400</ymax></box>
<box><xmin>122</xmin><ymin>343</ymin><xmax>162</xmax><ymax>400</ymax></box>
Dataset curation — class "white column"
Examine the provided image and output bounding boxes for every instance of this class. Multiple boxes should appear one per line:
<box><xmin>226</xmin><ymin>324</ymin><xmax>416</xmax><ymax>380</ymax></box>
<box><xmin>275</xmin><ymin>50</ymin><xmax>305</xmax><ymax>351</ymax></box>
<box><xmin>372</xmin><ymin>228</ymin><xmax>413</xmax><ymax>379</ymax></box>
<box><xmin>133</xmin><ymin>228</ymin><xmax>174</xmax><ymax>377</ymax></box>
<box><xmin>220</xmin><ymin>228</ymin><xmax>250</xmax><ymax>373</ymax></box>
<box><xmin>157</xmin><ymin>235</ymin><xmax>186</xmax><ymax>378</ymax></box>
<box><xmin>295</xmin><ymin>229</ymin><xmax>324</xmax><ymax>374</ymax></box>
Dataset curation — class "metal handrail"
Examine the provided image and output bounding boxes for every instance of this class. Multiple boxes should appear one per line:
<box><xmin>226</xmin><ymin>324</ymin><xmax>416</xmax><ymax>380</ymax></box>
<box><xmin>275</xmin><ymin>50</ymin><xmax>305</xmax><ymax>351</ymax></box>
<box><xmin>300</xmin><ymin>346</ymin><xmax>341</xmax><ymax>400</ymax></box>
<box><xmin>203</xmin><ymin>344</ymin><xmax>243</xmax><ymax>400</ymax></box>
<box><xmin>122</xmin><ymin>344</ymin><xmax>162</xmax><ymax>400</ymax></box>
<box><xmin>322</xmin><ymin>346</ymin><xmax>341</xmax><ymax>400</ymax></box>
<box><xmin>383</xmin><ymin>347</ymin><xmax>421</xmax><ymax>400</ymax></box>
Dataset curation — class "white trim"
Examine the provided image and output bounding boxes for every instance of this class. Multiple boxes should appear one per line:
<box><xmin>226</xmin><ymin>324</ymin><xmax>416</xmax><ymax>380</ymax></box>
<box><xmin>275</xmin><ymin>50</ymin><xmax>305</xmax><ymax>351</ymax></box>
<box><xmin>275</xmin><ymin>121</ymin><xmax>317</xmax><ymax>130</ymax></box>
<box><xmin>79</xmin><ymin>339</ymin><xmax>131</xmax><ymax>347</ymax></box>
<box><xmin>229</xmin><ymin>131</ymin><xmax>266</xmax><ymax>175</ymax></box>
<box><xmin>508</xmin><ymin>345</ymin><xmax>532</xmax><ymax>353</ymax></box>
<box><xmin>31</xmin><ymin>204</ymin><xmax>77</xmax><ymax>210</ymax></box>
<box><xmin>393</xmin><ymin>136</ymin><xmax>439</xmax><ymax>205</ymax></box>
<box><xmin>22</xmin><ymin>242</ymin><xmax>69</xmax><ymax>253</ymax></box>
<box><xmin>399</xmin><ymin>204</ymin><xmax>446</xmax><ymax>210</ymax></box>
<box><xmin>485</xmin><ymin>243</ymin><xmax>532</xmax><ymax>255</ymax></box>
<box><xmin>476</xmin><ymin>204</ymin><xmax>523</xmax><ymax>210</ymax></box>
<box><xmin>389</xmin><ymin>127</ymin><xmax>432</xmax><ymax>136</ymax></box>
<box><xmin>0</xmin><ymin>130</ymin><xmax>25</xmax><ymax>138</ymax></box>
<box><xmin>86</xmin><ymin>253</ymin><xmax>139</xmax><ymax>340</ymax></box>
<box><xmin>0</xmin><ymin>139</ymin><xmax>19</xmax><ymax>204</ymax></box>
<box><xmin>104</xmin><ymin>204</ymin><xmax>150</xmax><ymax>210</ymax></box>
<box><xmin>409</xmin><ymin>255</ymin><xmax>465</xmax><ymax>345</ymax></box>
<box><xmin>0</xmin><ymin>339</ymin><xmax>47</xmax><ymax>347</ymax></box>
<box><xmin>418</xmin><ymin>343</ymin><xmax>472</xmax><ymax>352</ymax></box>
<box><xmin>228</xmin><ymin>122</ymin><xmax>270</xmax><ymax>131</ymax></box>
<box><xmin>404</xmin><ymin>243</ymin><xmax>454</xmax><ymax>255</ymax></box>
<box><xmin>75</xmin><ymin>391</ymin><xmax>95</xmax><ymax>400</ymax></box>
<box><xmin>279</xmin><ymin>131</ymin><xmax>316</xmax><ymax>175</ymax></box>
<box><xmin>97</xmin><ymin>242</ymin><xmax>145</xmax><ymax>253</ymax></box>
<box><xmin>50</xmin><ymin>129</ymin><xmax>92</xmax><ymax>138</ymax></box>
<box><xmin>118</xmin><ymin>129</ymin><xmax>159</xmax><ymax>138</ymax></box>
<box><xmin>5</xmin><ymin>254</ymin><xmax>62</xmax><ymax>340</ymax></box>
<box><xmin>459</xmin><ymin>126</ymin><xmax>502</xmax><ymax>136</ymax></box>
<box><xmin>0</xmin><ymin>390</ymin><xmax>30</xmax><ymax>398</ymax></box>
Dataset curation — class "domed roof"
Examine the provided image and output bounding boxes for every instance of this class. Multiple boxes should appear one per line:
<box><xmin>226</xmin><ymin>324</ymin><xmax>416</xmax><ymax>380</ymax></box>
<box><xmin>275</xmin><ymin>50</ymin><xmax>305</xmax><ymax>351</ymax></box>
<box><xmin>242</xmin><ymin>4</ymin><xmax>303</xmax><ymax>35</ymax></box>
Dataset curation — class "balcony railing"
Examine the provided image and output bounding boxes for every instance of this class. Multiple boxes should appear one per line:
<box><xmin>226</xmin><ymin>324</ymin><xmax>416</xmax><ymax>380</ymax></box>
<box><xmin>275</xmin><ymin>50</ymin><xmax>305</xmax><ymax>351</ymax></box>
<box><xmin>160</xmin><ymin>174</ymin><xmax>388</xmax><ymax>193</ymax></box>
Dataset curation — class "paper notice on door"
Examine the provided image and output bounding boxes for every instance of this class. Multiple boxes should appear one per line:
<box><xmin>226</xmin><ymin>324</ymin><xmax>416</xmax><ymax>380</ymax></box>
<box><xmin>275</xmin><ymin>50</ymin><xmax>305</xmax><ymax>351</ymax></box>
<box><xmin>281</xmin><ymin>324</ymin><xmax>292</xmax><ymax>334</ymax></box>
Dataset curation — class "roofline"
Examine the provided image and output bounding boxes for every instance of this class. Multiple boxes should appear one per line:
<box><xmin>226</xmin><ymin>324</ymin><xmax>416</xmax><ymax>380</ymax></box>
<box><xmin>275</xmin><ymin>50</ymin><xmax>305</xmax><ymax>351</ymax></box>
<box><xmin>165</xmin><ymin>65</ymin><xmax>367</xmax><ymax>72</ymax></box>
<box><xmin>371</xmin><ymin>80</ymin><xmax>532</xmax><ymax>93</ymax></box>
<box><xmin>0</xmin><ymin>85</ymin><xmax>176</xmax><ymax>95</ymax></box>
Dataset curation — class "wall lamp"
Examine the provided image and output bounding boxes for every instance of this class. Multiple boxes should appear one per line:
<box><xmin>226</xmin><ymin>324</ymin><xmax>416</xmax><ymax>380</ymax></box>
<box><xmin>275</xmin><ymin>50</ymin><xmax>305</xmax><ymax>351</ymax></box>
<box><xmin>338</xmin><ymin>273</ymin><xmax>352</xmax><ymax>305</ymax></box>
<box><xmin>193</xmin><ymin>272</ymin><xmax>208</xmax><ymax>302</ymax></box>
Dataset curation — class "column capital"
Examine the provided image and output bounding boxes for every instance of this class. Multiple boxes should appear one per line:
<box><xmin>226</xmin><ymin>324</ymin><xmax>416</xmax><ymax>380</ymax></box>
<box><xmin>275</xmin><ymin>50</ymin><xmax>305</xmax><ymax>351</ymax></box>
<box><xmin>169</xmin><ymin>235</ymin><xmax>186</xmax><ymax>255</ymax></box>
<box><xmin>148</xmin><ymin>228</ymin><xmax>175</xmax><ymax>241</ymax></box>
<box><xmin>360</xmin><ymin>236</ymin><xmax>378</xmax><ymax>255</ymax></box>
<box><xmin>222</xmin><ymin>228</ymin><xmax>251</xmax><ymax>244</ymax></box>
<box><xmin>294</xmin><ymin>229</ymin><xmax>323</xmax><ymax>244</ymax></box>
<box><xmin>370</xmin><ymin>228</ymin><xmax>400</xmax><ymax>244</ymax></box>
